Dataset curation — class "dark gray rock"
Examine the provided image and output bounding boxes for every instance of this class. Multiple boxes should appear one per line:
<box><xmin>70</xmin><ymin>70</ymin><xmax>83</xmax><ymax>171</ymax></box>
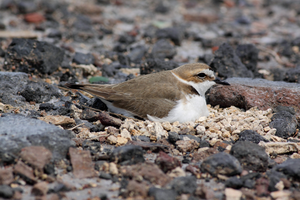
<box><xmin>236</xmin><ymin>44</ymin><xmax>261</xmax><ymax>77</ymax></box>
<box><xmin>99</xmin><ymin>172</ymin><xmax>112</xmax><ymax>180</ymax></box>
<box><xmin>168</xmin><ymin>132</ymin><xmax>179</xmax><ymax>144</ymax></box>
<box><xmin>72</xmin><ymin>52</ymin><xmax>94</xmax><ymax>65</ymax></box>
<box><xmin>17</xmin><ymin>1</ymin><xmax>37</xmax><ymax>13</ymax></box>
<box><xmin>274</xmin><ymin>159</ymin><xmax>300</xmax><ymax>180</ymax></box>
<box><xmin>200</xmin><ymin>152</ymin><xmax>242</xmax><ymax>177</ymax></box>
<box><xmin>237</xmin><ymin>130</ymin><xmax>269</xmax><ymax>144</ymax></box>
<box><xmin>225</xmin><ymin>176</ymin><xmax>244</xmax><ymax>189</ymax></box>
<box><xmin>267</xmin><ymin>170</ymin><xmax>287</xmax><ymax>192</ymax></box>
<box><xmin>0</xmin><ymin>72</ymin><xmax>28</xmax><ymax>106</ymax></box>
<box><xmin>140</xmin><ymin>58</ymin><xmax>179</xmax><ymax>75</ymax></box>
<box><xmin>131</xmin><ymin>135</ymin><xmax>150</xmax><ymax>143</ymax></box>
<box><xmin>20</xmin><ymin>81</ymin><xmax>61</xmax><ymax>103</ymax></box>
<box><xmin>0</xmin><ymin>114</ymin><xmax>75</xmax><ymax>163</ymax></box>
<box><xmin>155</xmin><ymin>27</ymin><xmax>184</xmax><ymax>46</ymax></box>
<box><xmin>269</xmin><ymin>111</ymin><xmax>298</xmax><ymax>139</ymax></box>
<box><xmin>148</xmin><ymin>187</ymin><xmax>177</xmax><ymax>200</ymax></box>
<box><xmin>110</xmin><ymin>145</ymin><xmax>145</xmax><ymax>165</ymax></box>
<box><xmin>151</xmin><ymin>39</ymin><xmax>176</xmax><ymax>59</ymax></box>
<box><xmin>230</xmin><ymin>141</ymin><xmax>269</xmax><ymax>172</ymax></box>
<box><xmin>170</xmin><ymin>176</ymin><xmax>197</xmax><ymax>195</ymax></box>
<box><xmin>210</xmin><ymin>43</ymin><xmax>254</xmax><ymax>78</ymax></box>
<box><xmin>5</xmin><ymin>38</ymin><xmax>64</xmax><ymax>74</ymax></box>
<box><xmin>284</xmin><ymin>65</ymin><xmax>300</xmax><ymax>83</ymax></box>
<box><xmin>0</xmin><ymin>185</ymin><xmax>14</xmax><ymax>199</ymax></box>
<box><xmin>128</xmin><ymin>46</ymin><xmax>147</xmax><ymax>64</ymax></box>
<box><xmin>82</xmin><ymin>140</ymin><xmax>101</xmax><ymax>155</ymax></box>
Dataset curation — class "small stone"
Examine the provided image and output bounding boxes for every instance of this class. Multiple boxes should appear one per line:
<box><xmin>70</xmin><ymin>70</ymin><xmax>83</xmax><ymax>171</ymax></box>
<box><xmin>31</xmin><ymin>181</ymin><xmax>48</xmax><ymax>196</ymax></box>
<box><xmin>168</xmin><ymin>132</ymin><xmax>179</xmax><ymax>144</ymax></box>
<box><xmin>0</xmin><ymin>185</ymin><xmax>14</xmax><ymax>199</ymax></box>
<box><xmin>225</xmin><ymin>188</ymin><xmax>242</xmax><ymax>200</ymax></box>
<box><xmin>176</xmin><ymin>139</ymin><xmax>199</xmax><ymax>152</ymax></box>
<box><xmin>107</xmin><ymin>135</ymin><xmax>117</xmax><ymax>144</ymax></box>
<box><xmin>38</xmin><ymin>116</ymin><xmax>75</xmax><ymax>126</ymax></box>
<box><xmin>14</xmin><ymin>160</ymin><xmax>36</xmax><ymax>184</ymax></box>
<box><xmin>148</xmin><ymin>187</ymin><xmax>177</xmax><ymax>200</ymax></box>
<box><xmin>110</xmin><ymin>145</ymin><xmax>145</xmax><ymax>165</ymax></box>
<box><xmin>170</xmin><ymin>176</ymin><xmax>197</xmax><ymax>195</ymax></box>
<box><xmin>196</xmin><ymin>125</ymin><xmax>206</xmax><ymax>135</ymax></box>
<box><xmin>116</xmin><ymin>137</ymin><xmax>128</xmax><ymax>146</ymax></box>
<box><xmin>120</xmin><ymin>163</ymin><xmax>170</xmax><ymax>186</ymax></box>
<box><xmin>69</xmin><ymin>148</ymin><xmax>97</xmax><ymax>179</ymax></box>
<box><xmin>154</xmin><ymin>122</ymin><xmax>168</xmax><ymax>140</ymax></box>
<box><xmin>274</xmin><ymin>159</ymin><xmax>300</xmax><ymax>180</ymax></box>
<box><xmin>0</xmin><ymin>167</ymin><xmax>13</xmax><ymax>185</ymax></box>
<box><xmin>120</xmin><ymin>129</ymin><xmax>132</xmax><ymax>140</ymax></box>
<box><xmin>161</xmin><ymin>122</ymin><xmax>172</xmax><ymax>131</ymax></box>
<box><xmin>109</xmin><ymin>162</ymin><xmax>118</xmax><ymax>175</ymax></box>
<box><xmin>20</xmin><ymin>146</ymin><xmax>52</xmax><ymax>170</ymax></box>
<box><xmin>269</xmin><ymin>111</ymin><xmax>298</xmax><ymax>139</ymax></box>
<box><xmin>24</xmin><ymin>13</ymin><xmax>45</xmax><ymax>23</ymax></box>
<box><xmin>230</xmin><ymin>141</ymin><xmax>269</xmax><ymax>172</ymax></box>
<box><xmin>168</xmin><ymin>167</ymin><xmax>186</xmax><ymax>178</ymax></box>
<box><xmin>270</xmin><ymin>190</ymin><xmax>292</xmax><ymax>199</ymax></box>
<box><xmin>259</xmin><ymin>141</ymin><xmax>299</xmax><ymax>155</ymax></box>
<box><xmin>237</xmin><ymin>130</ymin><xmax>268</xmax><ymax>144</ymax></box>
<box><xmin>201</xmin><ymin>152</ymin><xmax>242</xmax><ymax>177</ymax></box>
<box><xmin>155</xmin><ymin>151</ymin><xmax>181</xmax><ymax>173</ymax></box>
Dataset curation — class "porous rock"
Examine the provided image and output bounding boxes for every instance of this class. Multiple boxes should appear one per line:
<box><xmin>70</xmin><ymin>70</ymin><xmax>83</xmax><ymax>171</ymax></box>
<box><xmin>0</xmin><ymin>114</ymin><xmax>75</xmax><ymax>163</ymax></box>
<box><xmin>230</xmin><ymin>141</ymin><xmax>269</xmax><ymax>172</ymax></box>
<box><xmin>5</xmin><ymin>38</ymin><xmax>64</xmax><ymax>74</ymax></box>
<box><xmin>210</xmin><ymin>43</ymin><xmax>254</xmax><ymax>78</ymax></box>
<box><xmin>209</xmin><ymin>77</ymin><xmax>300</xmax><ymax>119</ymax></box>
<box><xmin>200</xmin><ymin>152</ymin><xmax>242</xmax><ymax>177</ymax></box>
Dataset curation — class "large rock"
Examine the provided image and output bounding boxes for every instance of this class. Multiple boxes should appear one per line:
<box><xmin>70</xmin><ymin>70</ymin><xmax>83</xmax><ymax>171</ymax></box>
<box><xmin>230</xmin><ymin>141</ymin><xmax>269</xmax><ymax>172</ymax></box>
<box><xmin>210</xmin><ymin>43</ymin><xmax>254</xmax><ymax>78</ymax></box>
<box><xmin>269</xmin><ymin>111</ymin><xmax>298</xmax><ymax>139</ymax></box>
<box><xmin>200</xmin><ymin>152</ymin><xmax>242</xmax><ymax>177</ymax></box>
<box><xmin>5</xmin><ymin>38</ymin><xmax>64</xmax><ymax>74</ymax></box>
<box><xmin>0</xmin><ymin>114</ymin><xmax>75</xmax><ymax>164</ymax></box>
<box><xmin>208</xmin><ymin>77</ymin><xmax>300</xmax><ymax>120</ymax></box>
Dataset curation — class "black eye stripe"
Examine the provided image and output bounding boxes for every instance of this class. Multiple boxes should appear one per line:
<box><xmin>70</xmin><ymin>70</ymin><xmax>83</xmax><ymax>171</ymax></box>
<box><xmin>197</xmin><ymin>73</ymin><xmax>206</xmax><ymax>78</ymax></box>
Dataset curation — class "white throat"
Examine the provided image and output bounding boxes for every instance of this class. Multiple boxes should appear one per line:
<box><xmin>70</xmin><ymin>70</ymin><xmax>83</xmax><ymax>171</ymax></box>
<box><xmin>171</xmin><ymin>72</ymin><xmax>216</xmax><ymax>96</ymax></box>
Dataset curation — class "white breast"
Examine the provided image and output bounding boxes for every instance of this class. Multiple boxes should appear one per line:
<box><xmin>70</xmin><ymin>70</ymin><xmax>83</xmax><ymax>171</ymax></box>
<box><xmin>147</xmin><ymin>94</ymin><xmax>209</xmax><ymax>123</ymax></box>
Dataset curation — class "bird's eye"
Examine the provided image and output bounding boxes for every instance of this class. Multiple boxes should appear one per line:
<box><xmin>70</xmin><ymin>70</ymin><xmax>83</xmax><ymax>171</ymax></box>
<box><xmin>197</xmin><ymin>73</ymin><xmax>206</xmax><ymax>78</ymax></box>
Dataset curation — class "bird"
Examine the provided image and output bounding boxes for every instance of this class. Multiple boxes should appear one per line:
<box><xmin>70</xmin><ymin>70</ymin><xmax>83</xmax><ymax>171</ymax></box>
<box><xmin>66</xmin><ymin>63</ymin><xmax>229</xmax><ymax>123</ymax></box>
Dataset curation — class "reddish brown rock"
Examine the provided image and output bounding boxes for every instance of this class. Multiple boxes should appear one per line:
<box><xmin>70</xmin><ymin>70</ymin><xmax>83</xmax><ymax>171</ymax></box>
<box><xmin>255</xmin><ymin>177</ymin><xmax>270</xmax><ymax>197</ymax></box>
<box><xmin>183</xmin><ymin>13</ymin><xmax>219</xmax><ymax>23</ymax></box>
<box><xmin>0</xmin><ymin>167</ymin><xmax>14</xmax><ymax>185</ymax></box>
<box><xmin>20</xmin><ymin>146</ymin><xmax>52</xmax><ymax>170</ymax></box>
<box><xmin>155</xmin><ymin>151</ymin><xmax>181</xmax><ymax>173</ymax></box>
<box><xmin>24</xmin><ymin>13</ymin><xmax>45</xmax><ymax>23</ymax></box>
<box><xmin>31</xmin><ymin>181</ymin><xmax>48</xmax><ymax>196</ymax></box>
<box><xmin>185</xmin><ymin>164</ymin><xmax>199</xmax><ymax>176</ymax></box>
<box><xmin>209</xmin><ymin>78</ymin><xmax>300</xmax><ymax>120</ymax></box>
<box><xmin>14</xmin><ymin>160</ymin><xmax>36</xmax><ymax>184</ymax></box>
<box><xmin>120</xmin><ymin>162</ymin><xmax>171</xmax><ymax>187</ymax></box>
<box><xmin>123</xmin><ymin>180</ymin><xmax>149</xmax><ymax>198</ymax></box>
<box><xmin>192</xmin><ymin>148</ymin><xmax>218</xmax><ymax>162</ymax></box>
<box><xmin>69</xmin><ymin>148</ymin><xmax>97</xmax><ymax>178</ymax></box>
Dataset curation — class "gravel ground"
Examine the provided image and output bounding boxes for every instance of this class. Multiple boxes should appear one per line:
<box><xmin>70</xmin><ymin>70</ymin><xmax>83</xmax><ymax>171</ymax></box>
<box><xmin>0</xmin><ymin>0</ymin><xmax>300</xmax><ymax>199</ymax></box>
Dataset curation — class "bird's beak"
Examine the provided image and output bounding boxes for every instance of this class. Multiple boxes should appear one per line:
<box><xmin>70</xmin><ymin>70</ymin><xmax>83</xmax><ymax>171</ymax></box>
<box><xmin>214</xmin><ymin>77</ymin><xmax>230</xmax><ymax>85</ymax></box>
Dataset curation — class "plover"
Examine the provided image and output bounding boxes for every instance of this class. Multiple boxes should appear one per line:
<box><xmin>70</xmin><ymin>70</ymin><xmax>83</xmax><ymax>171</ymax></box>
<box><xmin>66</xmin><ymin>63</ymin><xmax>229</xmax><ymax>123</ymax></box>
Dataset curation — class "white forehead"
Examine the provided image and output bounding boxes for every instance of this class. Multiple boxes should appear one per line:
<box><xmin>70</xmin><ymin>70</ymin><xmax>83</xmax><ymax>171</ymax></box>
<box><xmin>201</xmin><ymin>69</ymin><xmax>215</xmax><ymax>78</ymax></box>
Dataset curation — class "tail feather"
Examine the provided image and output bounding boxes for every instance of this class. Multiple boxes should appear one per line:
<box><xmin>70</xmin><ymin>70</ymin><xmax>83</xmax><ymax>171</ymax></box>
<box><xmin>65</xmin><ymin>83</ymin><xmax>84</xmax><ymax>90</ymax></box>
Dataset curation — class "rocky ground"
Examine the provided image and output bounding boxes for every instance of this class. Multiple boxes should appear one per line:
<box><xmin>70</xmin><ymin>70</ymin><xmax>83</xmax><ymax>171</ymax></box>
<box><xmin>0</xmin><ymin>0</ymin><xmax>300</xmax><ymax>199</ymax></box>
